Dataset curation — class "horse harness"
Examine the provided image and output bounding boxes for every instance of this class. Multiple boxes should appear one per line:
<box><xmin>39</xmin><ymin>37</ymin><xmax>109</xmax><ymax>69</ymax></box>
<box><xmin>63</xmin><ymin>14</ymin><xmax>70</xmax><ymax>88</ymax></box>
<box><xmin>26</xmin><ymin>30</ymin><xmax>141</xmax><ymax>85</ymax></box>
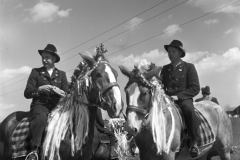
<box><xmin>76</xmin><ymin>58</ymin><xmax>120</xmax><ymax>109</ymax></box>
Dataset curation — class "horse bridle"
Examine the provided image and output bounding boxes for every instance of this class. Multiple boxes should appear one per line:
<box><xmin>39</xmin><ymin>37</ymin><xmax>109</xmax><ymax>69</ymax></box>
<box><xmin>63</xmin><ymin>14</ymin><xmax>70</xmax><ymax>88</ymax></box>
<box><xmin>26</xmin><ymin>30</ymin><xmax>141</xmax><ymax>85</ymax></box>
<box><xmin>98</xmin><ymin>81</ymin><xmax>119</xmax><ymax>109</ymax></box>
<box><xmin>77</xmin><ymin>59</ymin><xmax>120</xmax><ymax>109</ymax></box>
<box><xmin>125</xmin><ymin>79</ymin><xmax>153</xmax><ymax>116</ymax></box>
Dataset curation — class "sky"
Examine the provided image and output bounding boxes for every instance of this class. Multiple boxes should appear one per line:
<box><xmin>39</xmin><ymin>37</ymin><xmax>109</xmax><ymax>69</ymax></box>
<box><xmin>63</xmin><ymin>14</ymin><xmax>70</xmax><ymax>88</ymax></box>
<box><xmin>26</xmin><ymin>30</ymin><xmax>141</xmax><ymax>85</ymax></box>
<box><xmin>0</xmin><ymin>0</ymin><xmax>240</xmax><ymax>121</ymax></box>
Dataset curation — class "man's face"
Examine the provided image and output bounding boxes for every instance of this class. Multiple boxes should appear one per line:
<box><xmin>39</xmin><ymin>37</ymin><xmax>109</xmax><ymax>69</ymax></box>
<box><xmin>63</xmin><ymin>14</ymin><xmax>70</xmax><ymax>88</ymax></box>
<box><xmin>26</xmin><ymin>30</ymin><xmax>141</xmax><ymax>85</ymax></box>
<box><xmin>41</xmin><ymin>52</ymin><xmax>56</xmax><ymax>68</ymax></box>
<box><xmin>167</xmin><ymin>46</ymin><xmax>182</xmax><ymax>62</ymax></box>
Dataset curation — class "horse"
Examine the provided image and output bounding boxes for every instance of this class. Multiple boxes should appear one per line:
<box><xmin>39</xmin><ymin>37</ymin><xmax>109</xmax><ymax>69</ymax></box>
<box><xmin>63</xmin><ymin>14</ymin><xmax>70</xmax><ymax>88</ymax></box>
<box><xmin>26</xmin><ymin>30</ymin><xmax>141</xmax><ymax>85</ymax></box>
<box><xmin>0</xmin><ymin>48</ymin><xmax>124</xmax><ymax>160</ymax></box>
<box><xmin>119</xmin><ymin>63</ymin><xmax>233</xmax><ymax>160</ymax></box>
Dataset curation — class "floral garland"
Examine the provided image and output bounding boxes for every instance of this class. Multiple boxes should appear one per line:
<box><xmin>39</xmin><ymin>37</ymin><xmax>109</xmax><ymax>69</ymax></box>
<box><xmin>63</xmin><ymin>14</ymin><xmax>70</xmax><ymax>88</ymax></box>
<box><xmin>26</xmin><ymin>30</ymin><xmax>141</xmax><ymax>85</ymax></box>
<box><xmin>67</xmin><ymin>44</ymin><xmax>108</xmax><ymax>94</ymax></box>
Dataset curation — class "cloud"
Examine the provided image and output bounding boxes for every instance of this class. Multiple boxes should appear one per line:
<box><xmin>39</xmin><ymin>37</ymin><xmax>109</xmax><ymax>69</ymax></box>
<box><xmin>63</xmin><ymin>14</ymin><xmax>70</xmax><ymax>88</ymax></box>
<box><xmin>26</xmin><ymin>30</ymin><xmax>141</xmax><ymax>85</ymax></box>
<box><xmin>110</xmin><ymin>49</ymin><xmax>169</xmax><ymax>69</ymax></box>
<box><xmin>204</xmin><ymin>19</ymin><xmax>219</xmax><ymax>25</ymax></box>
<box><xmin>188</xmin><ymin>0</ymin><xmax>240</xmax><ymax>14</ymax></box>
<box><xmin>25</xmin><ymin>1</ymin><xmax>71</xmax><ymax>23</ymax></box>
<box><xmin>184</xmin><ymin>47</ymin><xmax>240</xmax><ymax>75</ymax></box>
<box><xmin>111</xmin><ymin>46</ymin><xmax>240</xmax><ymax>77</ymax></box>
<box><xmin>125</xmin><ymin>17</ymin><xmax>144</xmax><ymax>30</ymax></box>
<box><xmin>14</xmin><ymin>3</ymin><xmax>23</xmax><ymax>10</ymax></box>
<box><xmin>224</xmin><ymin>27</ymin><xmax>240</xmax><ymax>35</ymax></box>
<box><xmin>224</xmin><ymin>27</ymin><xmax>235</xmax><ymax>35</ymax></box>
<box><xmin>0</xmin><ymin>66</ymin><xmax>32</xmax><ymax>81</ymax></box>
<box><xmin>161</xmin><ymin>24</ymin><xmax>182</xmax><ymax>38</ymax></box>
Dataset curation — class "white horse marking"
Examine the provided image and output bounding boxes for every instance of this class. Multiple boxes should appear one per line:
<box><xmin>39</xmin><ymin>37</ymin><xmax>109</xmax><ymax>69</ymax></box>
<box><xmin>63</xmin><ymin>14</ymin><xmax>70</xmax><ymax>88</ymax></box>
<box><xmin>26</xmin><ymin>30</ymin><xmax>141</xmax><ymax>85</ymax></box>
<box><xmin>126</xmin><ymin>83</ymin><xmax>140</xmax><ymax>107</ymax></box>
<box><xmin>104</xmin><ymin>64</ymin><xmax>122</xmax><ymax>113</ymax></box>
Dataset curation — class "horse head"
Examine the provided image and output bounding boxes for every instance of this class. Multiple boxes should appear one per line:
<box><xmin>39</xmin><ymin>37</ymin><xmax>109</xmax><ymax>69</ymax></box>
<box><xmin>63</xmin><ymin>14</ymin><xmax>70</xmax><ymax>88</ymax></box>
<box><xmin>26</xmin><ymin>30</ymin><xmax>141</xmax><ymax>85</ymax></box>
<box><xmin>80</xmin><ymin>53</ymin><xmax>123</xmax><ymax>118</ymax></box>
<box><xmin>119</xmin><ymin>64</ymin><xmax>162</xmax><ymax>136</ymax></box>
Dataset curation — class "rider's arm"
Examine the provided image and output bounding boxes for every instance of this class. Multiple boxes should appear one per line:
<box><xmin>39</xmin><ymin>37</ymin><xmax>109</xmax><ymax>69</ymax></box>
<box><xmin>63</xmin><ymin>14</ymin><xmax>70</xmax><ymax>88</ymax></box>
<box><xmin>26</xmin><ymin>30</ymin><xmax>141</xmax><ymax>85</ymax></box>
<box><xmin>24</xmin><ymin>69</ymin><xmax>39</xmax><ymax>99</ymax></box>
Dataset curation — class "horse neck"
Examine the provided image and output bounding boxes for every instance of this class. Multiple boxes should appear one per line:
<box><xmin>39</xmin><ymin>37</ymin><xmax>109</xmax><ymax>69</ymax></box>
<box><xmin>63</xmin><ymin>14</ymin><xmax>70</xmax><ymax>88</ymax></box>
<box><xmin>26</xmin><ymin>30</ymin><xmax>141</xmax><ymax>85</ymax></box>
<box><xmin>84</xmin><ymin>88</ymin><xmax>100</xmax><ymax>147</ymax></box>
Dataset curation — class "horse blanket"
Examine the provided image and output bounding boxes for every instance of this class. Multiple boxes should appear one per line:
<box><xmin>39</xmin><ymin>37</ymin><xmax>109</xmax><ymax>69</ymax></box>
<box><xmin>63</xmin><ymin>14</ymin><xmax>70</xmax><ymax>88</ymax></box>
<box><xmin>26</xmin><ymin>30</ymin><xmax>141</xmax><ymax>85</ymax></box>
<box><xmin>11</xmin><ymin>117</ymin><xmax>31</xmax><ymax>159</ymax></box>
<box><xmin>195</xmin><ymin>108</ymin><xmax>215</xmax><ymax>146</ymax></box>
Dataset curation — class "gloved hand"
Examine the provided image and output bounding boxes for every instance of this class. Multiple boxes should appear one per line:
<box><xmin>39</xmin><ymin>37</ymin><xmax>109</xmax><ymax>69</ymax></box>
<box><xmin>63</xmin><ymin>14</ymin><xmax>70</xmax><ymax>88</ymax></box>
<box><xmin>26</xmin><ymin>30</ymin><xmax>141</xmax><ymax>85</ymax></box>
<box><xmin>38</xmin><ymin>85</ymin><xmax>53</xmax><ymax>94</ymax></box>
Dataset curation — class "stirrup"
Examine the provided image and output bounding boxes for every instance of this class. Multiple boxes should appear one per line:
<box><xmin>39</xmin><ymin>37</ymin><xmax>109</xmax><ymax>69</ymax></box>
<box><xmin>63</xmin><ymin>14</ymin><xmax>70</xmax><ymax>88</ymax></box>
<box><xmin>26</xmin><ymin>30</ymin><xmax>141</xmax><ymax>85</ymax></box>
<box><xmin>25</xmin><ymin>150</ymin><xmax>38</xmax><ymax>160</ymax></box>
<box><xmin>189</xmin><ymin>145</ymin><xmax>199</xmax><ymax>158</ymax></box>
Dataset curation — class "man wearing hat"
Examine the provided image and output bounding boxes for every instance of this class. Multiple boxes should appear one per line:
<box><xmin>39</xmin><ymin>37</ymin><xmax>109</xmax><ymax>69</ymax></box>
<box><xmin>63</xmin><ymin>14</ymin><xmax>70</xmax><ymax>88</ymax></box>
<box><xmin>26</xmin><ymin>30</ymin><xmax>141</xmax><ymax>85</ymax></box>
<box><xmin>24</xmin><ymin>44</ymin><xmax>68</xmax><ymax>160</ymax></box>
<box><xmin>195</xmin><ymin>86</ymin><xmax>219</xmax><ymax>105</ymax></box>
<box><xmin>160</xmin><ymin>40</ymin><xmax>201</xmax><ymax>158</ymax></box>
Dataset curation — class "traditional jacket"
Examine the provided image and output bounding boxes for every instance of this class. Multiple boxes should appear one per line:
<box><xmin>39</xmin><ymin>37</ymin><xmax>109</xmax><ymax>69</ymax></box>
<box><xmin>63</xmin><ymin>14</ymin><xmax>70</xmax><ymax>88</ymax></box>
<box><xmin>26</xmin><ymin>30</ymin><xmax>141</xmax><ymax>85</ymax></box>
<box><xmin>24</xmin><ymin>67</ymin><xmax>68</xmax><ymax>107</ymax></box>
<box><xmin>161</xmin><ymin>60</ymin><xmax>200</xmax><ymax>100</ymax></box>
<box><xmin>195</xmin><ymin>96</ymin><xmax>219</xmax><ymax>105</ymax></box>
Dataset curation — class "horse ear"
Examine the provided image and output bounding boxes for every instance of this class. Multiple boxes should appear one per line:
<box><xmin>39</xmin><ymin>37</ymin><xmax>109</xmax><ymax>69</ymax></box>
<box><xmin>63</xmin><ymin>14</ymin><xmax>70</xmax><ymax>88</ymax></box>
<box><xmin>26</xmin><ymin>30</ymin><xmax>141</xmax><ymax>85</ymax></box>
<box><xmin>119</xmin><ymin>65</ymin><xmax>131</xmax><ymax>78</ymax></box>
<box><xmin>144</xmin><ymin>66</ymin><xmax>163</xmax><ymax>79</ymax></box>
<box><xmin>79</xmin><ymin>53</ymin><xmax>96</xmax><ymax>67</ymax></box>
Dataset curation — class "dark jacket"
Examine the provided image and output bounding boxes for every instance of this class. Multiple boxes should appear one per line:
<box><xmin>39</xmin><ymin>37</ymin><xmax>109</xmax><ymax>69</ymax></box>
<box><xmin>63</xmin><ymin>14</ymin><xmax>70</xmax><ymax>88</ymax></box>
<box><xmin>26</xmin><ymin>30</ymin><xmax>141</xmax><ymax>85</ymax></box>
<box><xmin>195</xmin><ymin>96</ymin><xmax>219</xmax><ymax>105</ymax></box>
<box><xmin>161</xmin><ymin>60</ymin><xmax>200</xmax><ymax>100</ymax></box>
<box><xmin>24</xmin><ymin>67</ymin><xmax>68</xmax><ymax>107</ymax></box>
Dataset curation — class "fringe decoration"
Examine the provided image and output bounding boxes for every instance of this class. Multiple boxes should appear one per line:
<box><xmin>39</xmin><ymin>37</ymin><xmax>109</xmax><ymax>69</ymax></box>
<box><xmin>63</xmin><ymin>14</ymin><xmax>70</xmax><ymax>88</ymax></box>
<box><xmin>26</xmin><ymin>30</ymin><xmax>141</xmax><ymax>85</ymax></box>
<box><xmin>145</xmin><ymin>78</ymin><xmax>173</xmax><ymax>154</ymax></box>
<box><xmin>42</xmin><ymin>79</ymin><xmax>90</xmax><ymax>160</ymax></box>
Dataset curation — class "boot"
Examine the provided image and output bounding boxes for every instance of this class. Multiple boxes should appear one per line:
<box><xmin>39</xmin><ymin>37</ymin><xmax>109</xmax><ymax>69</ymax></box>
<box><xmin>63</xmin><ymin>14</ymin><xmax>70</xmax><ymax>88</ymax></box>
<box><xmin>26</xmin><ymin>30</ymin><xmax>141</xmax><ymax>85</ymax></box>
<box><xmin>109</xmin><ymin>145</ymin><xmax>119</xmax><ymax>160</ymax></box>
<box><xmin>189</xmin><ymin>145</ymin><xmax>199</xmax><ymax>158</ymax></box>
<box><xmin>25</xmin><ymin>150</ymin><xmax>38</xmax><ymax>160</ymax></box>
<box><xmin>189</xmin><ymin>138</ymin><xmax>199</xmax><ymax>158</ymax></box>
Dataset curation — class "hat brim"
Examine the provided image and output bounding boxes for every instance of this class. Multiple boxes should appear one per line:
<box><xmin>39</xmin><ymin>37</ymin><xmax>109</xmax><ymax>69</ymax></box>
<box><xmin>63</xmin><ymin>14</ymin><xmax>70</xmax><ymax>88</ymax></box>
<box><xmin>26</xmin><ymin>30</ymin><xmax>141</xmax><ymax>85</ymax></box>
<box><xmin>164</xmin><ymin>45</ymin><xmax>186</xmax><ymax>58</ymax></box>
<box><xmin>38</xmin><ymin>50</ymin><xmax>60</xmax><ymax>63</ymax></box>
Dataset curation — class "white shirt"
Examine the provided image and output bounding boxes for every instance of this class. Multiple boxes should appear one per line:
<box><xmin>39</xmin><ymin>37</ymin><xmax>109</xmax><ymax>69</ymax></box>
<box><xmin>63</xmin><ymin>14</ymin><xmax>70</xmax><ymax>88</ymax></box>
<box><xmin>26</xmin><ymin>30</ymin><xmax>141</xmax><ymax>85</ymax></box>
<box><xmin>47</xmin><ymin>67</ymin><xmax>55</xmax><ymax>77</ymax></box>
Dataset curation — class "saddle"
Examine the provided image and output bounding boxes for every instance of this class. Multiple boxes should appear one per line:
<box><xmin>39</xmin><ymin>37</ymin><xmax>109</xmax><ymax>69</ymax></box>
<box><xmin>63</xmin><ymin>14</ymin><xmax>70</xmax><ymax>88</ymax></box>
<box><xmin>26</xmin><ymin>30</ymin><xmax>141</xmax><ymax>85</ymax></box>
<box><xmin>11</xmin><ymin>117</ymin><xmax>31</xmax><ymax>159</ymax></box>
<box><xmin>10</xmin><ymin>87</ymin><xmax>66</xmax><ymax>159</ymax></box>
<box><xmin>172</xmin><ymin>104</ymin><xmax>215</xmax><ymax>157</ymax></box>
<box><xmin>173</xmin><ymin>104</ymin><xmax>215</xmax><ymax>146</ymax></box>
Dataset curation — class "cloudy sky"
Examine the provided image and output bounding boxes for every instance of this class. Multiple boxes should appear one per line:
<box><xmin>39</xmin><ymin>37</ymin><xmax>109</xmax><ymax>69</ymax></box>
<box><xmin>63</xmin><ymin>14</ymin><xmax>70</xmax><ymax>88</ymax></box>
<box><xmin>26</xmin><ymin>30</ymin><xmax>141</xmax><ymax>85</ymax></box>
<box><xmin>0</xmin><ymin>0</ymin><xmax>240</xmax><ymax>121</ymax></box>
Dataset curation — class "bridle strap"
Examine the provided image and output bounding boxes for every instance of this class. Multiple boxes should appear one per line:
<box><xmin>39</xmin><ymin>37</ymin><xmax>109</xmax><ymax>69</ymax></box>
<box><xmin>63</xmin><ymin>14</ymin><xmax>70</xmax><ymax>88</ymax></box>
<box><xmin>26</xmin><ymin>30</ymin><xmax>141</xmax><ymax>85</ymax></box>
<box><xmin>127</xmin><ymin>105</ymin><xmax>147</xmax><ymax>115</ymax></box>
<box><xmin>101</xmin><ymin>82</ymin><xmax>119</xmax><ymax>95</ymax></box>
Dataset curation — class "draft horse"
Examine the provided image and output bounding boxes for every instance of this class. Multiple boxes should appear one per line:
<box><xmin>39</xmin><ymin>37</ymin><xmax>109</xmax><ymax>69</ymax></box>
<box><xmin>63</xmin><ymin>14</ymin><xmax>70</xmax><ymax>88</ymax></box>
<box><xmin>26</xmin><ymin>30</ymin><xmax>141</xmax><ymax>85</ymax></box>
<box><xmin>0</xmin><ymin>51</ymin><xmax>123</xmax><ymax>160</ymax></box>
<box><xmin>119</xmin><ymin>64</ymin><xmax>232</xmax><ymax>160</ymax></box>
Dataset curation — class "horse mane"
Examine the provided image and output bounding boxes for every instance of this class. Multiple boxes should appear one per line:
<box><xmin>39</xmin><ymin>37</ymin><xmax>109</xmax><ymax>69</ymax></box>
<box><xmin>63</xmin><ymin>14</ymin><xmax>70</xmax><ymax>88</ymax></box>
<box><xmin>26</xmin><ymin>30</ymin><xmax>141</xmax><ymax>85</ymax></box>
<box><xmin>133</xmin><ymin>60</ymin><xmax>175</xmax><ymax>154</ymax></box>
<box><xmin>145</xmin><ymin>79</ymin><xmax>175</xmax><ymax>154</ymax></box>
<box><xmin>42</xmin><ymin>58</ymin><xmax>94</xmax><ymax>160</ymax></box>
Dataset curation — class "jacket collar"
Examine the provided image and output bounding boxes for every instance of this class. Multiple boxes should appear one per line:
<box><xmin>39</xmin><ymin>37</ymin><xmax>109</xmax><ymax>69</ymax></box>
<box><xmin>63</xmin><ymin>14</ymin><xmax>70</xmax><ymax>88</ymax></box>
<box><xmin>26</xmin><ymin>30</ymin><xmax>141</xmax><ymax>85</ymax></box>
<box><xmin>40</xmin><ymin>67</ymin><xmax>59</xmax><ymax>79</ymax></box>
<box><xmin>51</xmin><ymin>68</ymin><xmax>59</xmax><ymax>79</ymax></box>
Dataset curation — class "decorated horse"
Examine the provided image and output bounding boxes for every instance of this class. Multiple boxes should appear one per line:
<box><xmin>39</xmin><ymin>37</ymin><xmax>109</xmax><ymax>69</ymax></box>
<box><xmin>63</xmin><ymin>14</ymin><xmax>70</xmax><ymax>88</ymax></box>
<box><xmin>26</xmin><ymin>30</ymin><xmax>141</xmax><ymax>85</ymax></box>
<box><xmin>119</xmin><ymin>62</ymin><xmax>233</xmax><ymax>160</ymax></box>
<box><xmin>0</xmin><ymin>44</ymin><xmax>123</xmax><ymax>160</ymax></box>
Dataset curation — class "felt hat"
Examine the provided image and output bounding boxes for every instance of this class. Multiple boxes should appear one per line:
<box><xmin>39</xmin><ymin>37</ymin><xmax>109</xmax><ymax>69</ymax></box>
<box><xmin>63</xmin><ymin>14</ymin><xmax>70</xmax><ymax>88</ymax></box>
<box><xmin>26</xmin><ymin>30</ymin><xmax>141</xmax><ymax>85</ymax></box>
<box><xmin>164</xmin><ymin>40</ymin><xmax>186</xmax><ymax>58</ymax></box>
<box><xmin>38</xmin><ymin>44</ymin><xmax>60</xmax><ymax>63</ymax></box>
<box><xmin>201</xmin><ymin>86</ymin><xmax>211</xmax><ymax>94</ymax></box>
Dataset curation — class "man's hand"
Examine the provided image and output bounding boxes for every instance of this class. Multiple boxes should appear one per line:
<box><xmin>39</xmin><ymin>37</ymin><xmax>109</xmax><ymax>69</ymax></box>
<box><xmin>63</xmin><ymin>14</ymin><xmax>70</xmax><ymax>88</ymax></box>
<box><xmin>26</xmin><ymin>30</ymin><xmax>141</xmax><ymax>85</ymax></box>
<box><xmin>38</xmin><ymin>85</ymin><xmax>53</xmax><ymax>93</ymax></box>
<box><xmin>171</xmin><ymin>95</ymin><xmax>178</xmax><ymax>101</ymax></box>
